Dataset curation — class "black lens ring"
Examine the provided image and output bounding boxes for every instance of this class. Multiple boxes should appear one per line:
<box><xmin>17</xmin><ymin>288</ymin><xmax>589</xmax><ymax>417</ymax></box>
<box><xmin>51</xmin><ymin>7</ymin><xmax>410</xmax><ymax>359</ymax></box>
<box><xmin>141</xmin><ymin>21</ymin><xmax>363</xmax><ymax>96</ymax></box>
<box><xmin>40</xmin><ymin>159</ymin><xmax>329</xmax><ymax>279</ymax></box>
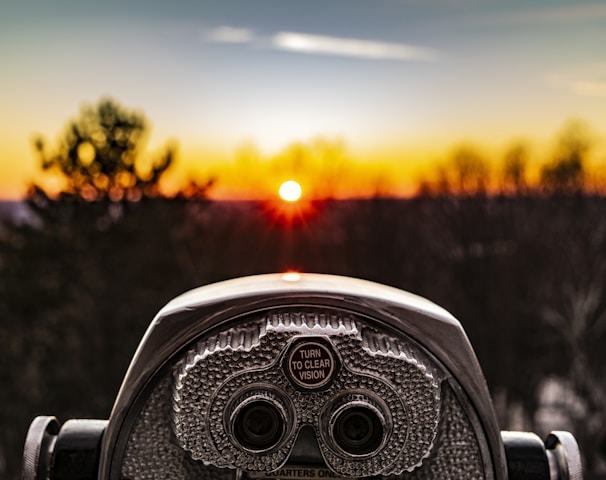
<box><xmin>234</xmin><ymin>399</ymin><xmax>284</xmax><ymax>450</ymax></box>
<box><xmin>322</xmin><ymin>392</ymin><xmax>393</xmax><ymax>460</ymax></box>
<box><xmin>226</xmin><ymin>385</ymin><xmax>295</xmax><ymax>455</ymax></box>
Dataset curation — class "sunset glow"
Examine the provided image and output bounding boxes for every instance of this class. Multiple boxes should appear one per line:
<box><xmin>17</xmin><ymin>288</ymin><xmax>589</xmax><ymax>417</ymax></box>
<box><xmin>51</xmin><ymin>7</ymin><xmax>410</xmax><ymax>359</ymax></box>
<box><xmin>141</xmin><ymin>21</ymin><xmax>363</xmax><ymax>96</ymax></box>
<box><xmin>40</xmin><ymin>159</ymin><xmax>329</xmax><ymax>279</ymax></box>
<box><xmin>1</xmin><ymin>1</ymin><xmax>606</xmax><ymax>199</ymax></box>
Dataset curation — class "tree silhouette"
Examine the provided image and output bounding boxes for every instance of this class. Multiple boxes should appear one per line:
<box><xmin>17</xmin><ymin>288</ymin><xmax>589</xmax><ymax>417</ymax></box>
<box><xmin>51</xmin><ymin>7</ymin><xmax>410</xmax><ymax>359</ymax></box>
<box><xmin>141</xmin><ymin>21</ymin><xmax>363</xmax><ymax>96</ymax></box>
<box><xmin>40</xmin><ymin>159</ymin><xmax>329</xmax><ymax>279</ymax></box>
<box><xmin>32</xmin><ymin>98</ymin><xmax>174</xmax><ymax>203</ymax></box>
<box><xmin>502</xmin><ymin>142</ymin><xmax>529</xmax><ymax>195</ymax></box>
<box><xmin>540</xmin><ymin>120</ymin><xmax>590</xmax><ymax>193</ymax></box>
<box><xmin>429</xmin><ymin>144</ymin><xmax>491</xmax><ymax>196</ymax></box>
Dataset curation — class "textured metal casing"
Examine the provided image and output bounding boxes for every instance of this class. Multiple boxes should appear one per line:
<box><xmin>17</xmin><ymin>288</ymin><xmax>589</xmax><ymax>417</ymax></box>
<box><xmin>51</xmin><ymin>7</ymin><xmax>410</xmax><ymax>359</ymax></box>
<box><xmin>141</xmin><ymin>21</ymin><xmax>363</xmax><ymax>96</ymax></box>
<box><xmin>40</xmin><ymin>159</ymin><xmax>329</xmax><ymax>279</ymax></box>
<box><xmin>98</xmin><ymin>273</ymin><xmax>507</xmax><ymax>479</ymax></box>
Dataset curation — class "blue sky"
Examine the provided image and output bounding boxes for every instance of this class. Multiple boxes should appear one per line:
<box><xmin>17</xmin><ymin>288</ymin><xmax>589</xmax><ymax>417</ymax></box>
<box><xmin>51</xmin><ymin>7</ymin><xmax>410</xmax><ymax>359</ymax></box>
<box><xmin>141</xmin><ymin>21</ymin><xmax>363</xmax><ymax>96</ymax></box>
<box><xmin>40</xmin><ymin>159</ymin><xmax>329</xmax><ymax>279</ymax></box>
<box><xmin>1</xmin><ymin>0</ymin><xmax>605</xmax><ymax>197</ymax></box>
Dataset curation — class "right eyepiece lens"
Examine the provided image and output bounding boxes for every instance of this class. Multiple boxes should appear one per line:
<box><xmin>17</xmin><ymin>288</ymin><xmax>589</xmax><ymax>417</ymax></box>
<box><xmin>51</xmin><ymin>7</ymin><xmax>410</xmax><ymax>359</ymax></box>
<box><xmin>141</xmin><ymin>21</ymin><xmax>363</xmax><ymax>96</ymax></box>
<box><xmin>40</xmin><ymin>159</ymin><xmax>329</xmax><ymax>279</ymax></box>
<box><xmin>333</xmin><ymin>406</ymin><xmax>384</xmax><ymax>456</ymax></box>
<box><xmin>234</xmin><ymin>400</ymin><xmax>284</xmax><ymax>452</ymax></box>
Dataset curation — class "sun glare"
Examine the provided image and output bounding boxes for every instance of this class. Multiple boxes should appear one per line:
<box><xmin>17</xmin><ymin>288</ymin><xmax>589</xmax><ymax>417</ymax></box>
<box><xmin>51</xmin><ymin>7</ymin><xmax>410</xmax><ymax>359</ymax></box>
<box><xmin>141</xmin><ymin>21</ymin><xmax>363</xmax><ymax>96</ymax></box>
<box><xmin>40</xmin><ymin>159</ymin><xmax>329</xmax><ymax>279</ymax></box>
<box><xmin>279</xmin><ymin>180</ymin><xmax>303</xmax><ymax>202</ymax></box>
<box><xmin>281</xmin><ymin>271</ymin><xmax>302</xmax><ymax>282</ymax></box>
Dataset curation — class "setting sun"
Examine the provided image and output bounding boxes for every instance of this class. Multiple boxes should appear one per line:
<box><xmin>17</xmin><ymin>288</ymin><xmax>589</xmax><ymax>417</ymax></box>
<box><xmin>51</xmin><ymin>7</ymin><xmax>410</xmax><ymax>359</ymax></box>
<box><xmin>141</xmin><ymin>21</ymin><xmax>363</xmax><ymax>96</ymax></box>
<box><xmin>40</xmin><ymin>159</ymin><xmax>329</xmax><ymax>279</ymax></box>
<box><xmin>279</xmin><ymin>180</ymin><xmax>303</xmax><ymax>202</ymax></box>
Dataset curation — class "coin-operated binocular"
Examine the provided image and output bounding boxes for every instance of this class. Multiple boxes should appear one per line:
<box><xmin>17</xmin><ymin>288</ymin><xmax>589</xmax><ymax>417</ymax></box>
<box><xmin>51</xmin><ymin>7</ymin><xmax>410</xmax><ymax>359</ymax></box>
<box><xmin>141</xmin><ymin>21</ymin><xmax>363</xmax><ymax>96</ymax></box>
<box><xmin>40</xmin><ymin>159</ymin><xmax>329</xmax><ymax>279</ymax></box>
<box><xmin>23</xmin><ymin>274</ymin><xmax>583</xmax><ymax>480</ymax></box>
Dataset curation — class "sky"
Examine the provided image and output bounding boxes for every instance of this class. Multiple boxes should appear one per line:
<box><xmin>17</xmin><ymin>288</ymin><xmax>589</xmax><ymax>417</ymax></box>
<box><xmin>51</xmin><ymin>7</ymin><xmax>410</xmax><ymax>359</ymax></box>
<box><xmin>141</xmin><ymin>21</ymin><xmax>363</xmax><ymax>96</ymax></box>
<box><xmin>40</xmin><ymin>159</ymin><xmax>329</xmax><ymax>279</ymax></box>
<box><xmin>1</xmin><ymin>0</ymin><xmax>605</xmax><ymax>199</ymax></box>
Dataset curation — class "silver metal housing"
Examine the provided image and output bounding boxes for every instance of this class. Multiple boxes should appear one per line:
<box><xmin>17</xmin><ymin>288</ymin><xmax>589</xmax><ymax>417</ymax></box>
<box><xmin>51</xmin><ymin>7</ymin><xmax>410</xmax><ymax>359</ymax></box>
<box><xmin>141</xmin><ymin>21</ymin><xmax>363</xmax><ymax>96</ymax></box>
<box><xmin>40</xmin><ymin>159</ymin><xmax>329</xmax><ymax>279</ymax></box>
<box><xmin>99</xmin><ymin>273</ymin><xmax>507</xmax><ymax>479</ymax></box>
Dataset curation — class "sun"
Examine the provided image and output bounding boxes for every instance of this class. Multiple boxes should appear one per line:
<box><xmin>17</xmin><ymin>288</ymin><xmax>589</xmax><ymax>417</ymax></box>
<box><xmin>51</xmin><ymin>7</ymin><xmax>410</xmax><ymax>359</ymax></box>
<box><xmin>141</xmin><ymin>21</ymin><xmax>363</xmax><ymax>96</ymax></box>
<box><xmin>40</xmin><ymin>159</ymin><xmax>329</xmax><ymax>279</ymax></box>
<box><xmin>279</xmin><ymin>180</ymin><xmax>303</xmax><ymax>202</ymax></box>
<box><xmin>265</xmin><ymin>179</ymin><xmax>318</xmax><ymax>226</ymax></box>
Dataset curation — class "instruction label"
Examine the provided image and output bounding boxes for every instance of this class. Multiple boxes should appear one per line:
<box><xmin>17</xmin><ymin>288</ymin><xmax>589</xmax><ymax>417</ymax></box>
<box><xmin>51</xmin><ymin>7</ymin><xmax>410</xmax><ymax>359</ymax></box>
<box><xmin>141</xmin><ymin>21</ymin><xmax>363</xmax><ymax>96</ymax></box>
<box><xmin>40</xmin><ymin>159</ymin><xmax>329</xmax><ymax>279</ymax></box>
<box><xmin>287</xmin><ymin>341</ymin><xmax>335</xmax><ymax>389</ymax></box>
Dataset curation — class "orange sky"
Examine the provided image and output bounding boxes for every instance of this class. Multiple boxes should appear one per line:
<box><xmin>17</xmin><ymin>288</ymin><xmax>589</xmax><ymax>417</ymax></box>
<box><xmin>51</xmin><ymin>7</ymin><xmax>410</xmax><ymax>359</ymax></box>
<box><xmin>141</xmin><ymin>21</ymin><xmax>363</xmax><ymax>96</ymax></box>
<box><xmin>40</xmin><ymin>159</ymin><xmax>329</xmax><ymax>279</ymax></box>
<box><xmin>1</xmin><ymin>1</ymin><xmax>606</xmax><ymax>199</ymax></box>
<box><xmin>4</xmin><ymin>121</ymin><xmax>606</xmax><ymax>201</ymax></box>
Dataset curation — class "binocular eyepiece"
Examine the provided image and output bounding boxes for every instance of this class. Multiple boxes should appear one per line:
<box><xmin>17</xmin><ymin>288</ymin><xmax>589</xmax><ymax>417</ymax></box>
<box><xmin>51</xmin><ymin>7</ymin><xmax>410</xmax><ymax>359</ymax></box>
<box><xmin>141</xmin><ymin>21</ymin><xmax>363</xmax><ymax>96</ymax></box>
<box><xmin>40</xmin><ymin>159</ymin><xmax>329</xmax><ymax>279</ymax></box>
<box><xmin>23</xmin><ymin>273</ymin><xmax>584</xmax><ymax>480</ymax></box>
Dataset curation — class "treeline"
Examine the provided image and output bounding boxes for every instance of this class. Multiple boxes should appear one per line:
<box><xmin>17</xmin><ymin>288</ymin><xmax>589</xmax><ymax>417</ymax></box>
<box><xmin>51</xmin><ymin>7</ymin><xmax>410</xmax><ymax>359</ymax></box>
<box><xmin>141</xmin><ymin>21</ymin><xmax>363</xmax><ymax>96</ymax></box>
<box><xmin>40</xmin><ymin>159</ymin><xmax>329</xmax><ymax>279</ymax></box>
<box><xmin>223</xmin><ymin>119</ymin><xmax>605</xmax><ymax>199</ymax></box>
<box><xmin>23</xmin><ymin>97</ymin><xmax>606</xmax><ymax>199</ymax></box>
<box><xmin>417</xmin><ymin>119</ymin><xmax>603</xmax><ymax>197</ymax></box>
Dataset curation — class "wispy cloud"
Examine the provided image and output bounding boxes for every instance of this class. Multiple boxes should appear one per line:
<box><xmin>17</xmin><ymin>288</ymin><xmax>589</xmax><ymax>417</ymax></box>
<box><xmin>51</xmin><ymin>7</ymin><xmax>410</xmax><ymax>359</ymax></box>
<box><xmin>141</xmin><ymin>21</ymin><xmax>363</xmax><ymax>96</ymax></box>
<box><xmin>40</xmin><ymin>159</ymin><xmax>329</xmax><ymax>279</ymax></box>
<box><xmin>205</xmin><ymin>25</ymin><xmax>439</xmax><ymax>62</ymax></box>
<box><xmin>546</xmin><ymin>64</ymin><xmax>606</xmax><ymax>99</ymax></box>
<box><xmin>206</xmin><ymin>26</ymin><xmax>255</xmax><ymax>44</ymax></box>
<box><xmin>272</xmin><ymin>32</ymin><xmax>438</xmax><ymax>62</ymax></box>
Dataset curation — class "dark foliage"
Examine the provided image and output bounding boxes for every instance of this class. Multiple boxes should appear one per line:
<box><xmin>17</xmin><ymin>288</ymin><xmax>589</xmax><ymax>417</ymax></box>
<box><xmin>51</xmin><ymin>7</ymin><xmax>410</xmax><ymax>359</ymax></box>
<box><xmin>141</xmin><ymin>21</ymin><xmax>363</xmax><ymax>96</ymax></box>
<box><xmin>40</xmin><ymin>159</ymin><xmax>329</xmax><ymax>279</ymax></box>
<box><xmin>1</xmin><ymin>194</ymin><xmax>605</xmax><ymax>479</ymax></box>
<box><xmin>33</xmin><ymin>99</ymin><xmax>173</xmax><ymax>201</ymax></box>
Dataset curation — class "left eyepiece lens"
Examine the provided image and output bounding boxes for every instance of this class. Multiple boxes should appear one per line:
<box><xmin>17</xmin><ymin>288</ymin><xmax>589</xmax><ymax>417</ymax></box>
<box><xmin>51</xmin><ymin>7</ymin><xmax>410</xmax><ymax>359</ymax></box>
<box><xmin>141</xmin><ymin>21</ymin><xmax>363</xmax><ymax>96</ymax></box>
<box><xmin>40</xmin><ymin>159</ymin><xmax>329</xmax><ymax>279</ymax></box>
<box><xmin>235</xmin><ymin>400</ymin><xmax>284</xmax><ymax>451</ymax></box>
<box><xmin>229</xmin><ymin>392</ymin><xmax>290</xmax><ymax>453</ymax></box>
